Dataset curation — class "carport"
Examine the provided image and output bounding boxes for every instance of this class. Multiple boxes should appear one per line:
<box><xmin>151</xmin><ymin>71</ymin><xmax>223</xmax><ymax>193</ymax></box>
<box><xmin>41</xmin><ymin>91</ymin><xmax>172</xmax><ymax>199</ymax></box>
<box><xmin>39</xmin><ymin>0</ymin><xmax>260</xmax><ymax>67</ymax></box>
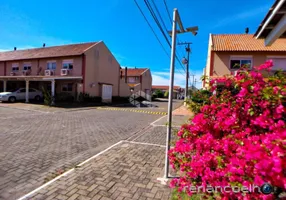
<box><xmin>0</xmin><ymin>76</ymin><xmax>82</xmax><ymax>104</ymax></box>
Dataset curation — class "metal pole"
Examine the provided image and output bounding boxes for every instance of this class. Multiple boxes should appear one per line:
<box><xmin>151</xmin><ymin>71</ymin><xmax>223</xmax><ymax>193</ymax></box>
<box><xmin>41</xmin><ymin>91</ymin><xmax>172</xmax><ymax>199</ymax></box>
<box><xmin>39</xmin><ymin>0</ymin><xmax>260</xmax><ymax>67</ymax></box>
<box><xmin>164</xmin><ymin>8</ymin><xmax>177</xmax><ymax>179</ymax></box>
<box><xmin>184</xmin><ymin>44</ymin><xmax>191</xmax><ymax>102</ymax></box>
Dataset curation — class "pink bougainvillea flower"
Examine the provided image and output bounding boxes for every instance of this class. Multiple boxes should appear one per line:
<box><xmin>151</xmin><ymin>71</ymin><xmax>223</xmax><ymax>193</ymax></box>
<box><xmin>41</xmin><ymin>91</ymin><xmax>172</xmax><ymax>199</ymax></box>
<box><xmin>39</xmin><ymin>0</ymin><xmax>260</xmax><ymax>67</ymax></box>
<box><xmin>169</xmin><ymin>61</ymin><xmax>286</xmax><ymax>200</ymax></box>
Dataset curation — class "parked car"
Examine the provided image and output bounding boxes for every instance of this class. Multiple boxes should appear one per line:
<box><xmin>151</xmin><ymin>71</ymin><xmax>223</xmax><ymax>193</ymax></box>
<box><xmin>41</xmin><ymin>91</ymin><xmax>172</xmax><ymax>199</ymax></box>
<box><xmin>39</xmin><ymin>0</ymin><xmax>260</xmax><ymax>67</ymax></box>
<box><xmin>0</xmin><ymin>88</ymin><xmax>43</xmax><ymax>103</ymax></box>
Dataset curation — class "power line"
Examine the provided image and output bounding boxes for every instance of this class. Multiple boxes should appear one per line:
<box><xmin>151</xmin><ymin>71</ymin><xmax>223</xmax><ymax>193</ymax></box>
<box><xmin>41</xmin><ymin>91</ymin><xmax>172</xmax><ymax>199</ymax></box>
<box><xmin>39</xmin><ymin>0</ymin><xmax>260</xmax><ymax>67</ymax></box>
<box><xmin>143</xmin><ymin>0</ymin><xmax>186</xmax><ymax>73</ymax></box>
<box><xmin>133</xmin><ymin>0</ymin><xmax>170</xmax><ymax>58</ymax></box>
<box><xmin>163</xmin><ymin>0</ymin><xmax>172</xmax><ymax>24</ymax></box>
<box><xmin>150</xmin><ymin>0</ymin><xmax>169</xmax><ymax>34</ymax></box>
<box><xmin>143</xmin><ymin>0</ymin><xmax>171</xmax><ymax>48</ymax></box>
<box><xmin>134</xmin><ymin>0</ymin><xmax>186</xmax><ymax>74</ymax></box>
<box><xmin>162</xmin><ymin>0</ymin><xmax>186</xmax><ymax>63</ymax></box>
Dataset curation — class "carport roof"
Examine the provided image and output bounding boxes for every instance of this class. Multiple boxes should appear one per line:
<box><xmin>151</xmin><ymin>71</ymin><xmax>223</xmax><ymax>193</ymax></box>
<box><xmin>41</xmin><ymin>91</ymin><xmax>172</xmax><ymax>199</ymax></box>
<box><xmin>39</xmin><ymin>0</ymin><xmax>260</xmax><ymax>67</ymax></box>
<box><xmin>0</xmin><ymin>76</ymin><xmax>83</xmax><ymax>81</ymax></box>
<box><xmin>0</xmin><ymin>42</ymin><xmax>98</xmax><ymax>61</ymax></box>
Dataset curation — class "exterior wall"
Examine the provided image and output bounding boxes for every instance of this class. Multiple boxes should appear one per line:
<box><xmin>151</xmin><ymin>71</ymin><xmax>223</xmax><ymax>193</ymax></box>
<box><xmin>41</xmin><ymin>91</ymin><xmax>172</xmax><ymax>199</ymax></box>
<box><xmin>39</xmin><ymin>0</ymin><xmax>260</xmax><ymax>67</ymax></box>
<box><xmin>119</xmin><ymin>79</ymin><xmax>131</xmax><ymax>97</ymax></box>
<box><xmin>0</xmin><ymin>62</ymin><xmax>4</xmax><ymax>76</ymax></box>
<box><xmin>212</xmin><ymin>51</ymin><xmax>286</xmax><ymax>77</ymax></box>
<box><xmin>4</xmin><ymin>56</ymin><xmax>82</xmax><ymax>76</ymax></box>
<box><xmin>84</xmin><ymin>42</ymin><xmax>120</xmax><ymax>97</ymax></box>
<box><xmin>204</xmin><ymin>34</ymin><xmax>213</xmax><ymax>88</ymax></box>
<box><xmin>140</xmin><ymin>69</ymin><xmax>152</xmax><ymax>94</ymax></box>
<box><xmin>127</xmin><ymin>76</ymin><xmax>140</xmax><ymax>84</ymax></box>
<box><xmin>55</xmin><ymin>80</ymin><xmax>78</xmax><ymax>97</ymax></box>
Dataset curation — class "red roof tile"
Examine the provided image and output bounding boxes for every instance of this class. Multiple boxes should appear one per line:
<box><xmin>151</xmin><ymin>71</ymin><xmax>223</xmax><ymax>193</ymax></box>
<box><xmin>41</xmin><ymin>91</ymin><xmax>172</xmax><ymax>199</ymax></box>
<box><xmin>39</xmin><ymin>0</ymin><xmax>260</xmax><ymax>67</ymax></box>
<box><xmin>0</xmin><ymin>42</ymin><xmax>98</xmax><ymax>61</ymax></box>
<box><xmin>212</xmin><ymin>34</ymin><xmax>286</xmax><ymax>51</ymax></box>
<box><xmin>120</xmin><ymin>68</ymin><xmax>148</xmax><ymax>76</ymax></box>
<box><xmin>152</xmin><ymin>85</ymin><xmax>181</xmax><ymax>90</ymax></box>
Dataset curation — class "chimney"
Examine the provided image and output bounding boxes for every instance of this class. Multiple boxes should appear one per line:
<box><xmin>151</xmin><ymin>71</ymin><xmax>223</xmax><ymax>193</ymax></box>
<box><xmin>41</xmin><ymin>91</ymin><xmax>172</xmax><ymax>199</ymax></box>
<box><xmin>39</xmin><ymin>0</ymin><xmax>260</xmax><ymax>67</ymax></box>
<box><xmin>43</xmin><ymin>43</ymin><xmax>46</xmax><ymax>48</ymax></box>
<box><xmin>14</xmin><ymin>47</ymin><xmax>17</xmax><ymax>51</ymax></box>
<box><xmin>125</xmin><ymin>67</ymin><xmax>127</xmax><ymax>83</ymax></box>
<box><xmin>245</xmin><ymin>27</ymin><xmax>249</xmax><ymax>34</ymax></box>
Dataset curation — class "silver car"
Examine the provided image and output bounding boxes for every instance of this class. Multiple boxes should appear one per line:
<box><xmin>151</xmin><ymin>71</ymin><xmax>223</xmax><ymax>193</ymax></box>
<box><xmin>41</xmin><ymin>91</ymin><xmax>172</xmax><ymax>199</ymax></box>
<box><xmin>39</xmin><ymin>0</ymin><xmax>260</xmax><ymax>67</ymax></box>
<box><xmin>0</xmin><ymin>88</ymin><xmax>43</xmax><ymax>103</ymax></box>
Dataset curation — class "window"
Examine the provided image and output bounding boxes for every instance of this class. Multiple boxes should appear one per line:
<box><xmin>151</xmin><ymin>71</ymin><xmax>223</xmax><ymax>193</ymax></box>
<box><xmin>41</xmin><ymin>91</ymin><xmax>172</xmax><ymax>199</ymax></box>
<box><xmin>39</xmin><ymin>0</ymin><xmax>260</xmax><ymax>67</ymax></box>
<box><xmin>19</xmin><ymin>89</ymin><xmax>26</xmax><ymax>93</ymax></box>
<box><xmin>23</xmin><ymin>63</ymin><xmax>32</xmax><ymax>71</ymax></box>
<box><xmin>12</xmin><ymin>63</ymin><xmax>19</xmax><ymax>72</ymax></box>
<box><xmin>62</xmin><ymin>60</ymin><xmax>73</xmax><ymax>69</ymax></box>
<box><xmin>47</xmin><ymin>61</ymin><xmax>56</xmax><ymax>70</ymax></box>
<box><xmin>62</xmin><ymin>83</ymin><xmax>73</xmax><ymax>92</ymax></box>
<box><xmin>230</xmin><ymin>57</ymin><xmax>252</xmax><ymax>70</ymax></box>
<box><xmin>267</xmin><ymin>57</ymin><xmax>286</xmax><ymax>71</ymax></box>
<box><xmin>128</xmin><ymin>77</ymin><xmax>135</xmax><ymax>83</ymax></box>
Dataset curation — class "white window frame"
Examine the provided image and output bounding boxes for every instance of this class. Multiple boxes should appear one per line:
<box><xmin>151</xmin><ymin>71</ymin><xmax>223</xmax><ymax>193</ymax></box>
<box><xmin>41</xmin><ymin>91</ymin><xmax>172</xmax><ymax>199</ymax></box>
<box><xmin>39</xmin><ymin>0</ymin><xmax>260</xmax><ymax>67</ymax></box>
<box><xmin>23</xmin><ymin>62</ymin><xmax>32</xmax><ymax>71</ymax></box>
<box><xmin>62</xmin><ymin>83</ymin><xmax>73</xmax><ymax>92</ymax></box>
<box><xmin>12</xmin><ymin>63</ymin><xmax>19</xmax><ymax>72</ymax></box>
<box><xmin>62</xmin><ymin>60</ymin><xmax>73</xmax><ymax>70</ymax></box>
<box><xmin>229</xmin><ymin>56</ymin><xmax>253</xmax><ymax>71</ymax></box>
<box><xmin>47</xmin><ymin>61</ymin><xmax>57</xmax><ymax>70</ymax></box>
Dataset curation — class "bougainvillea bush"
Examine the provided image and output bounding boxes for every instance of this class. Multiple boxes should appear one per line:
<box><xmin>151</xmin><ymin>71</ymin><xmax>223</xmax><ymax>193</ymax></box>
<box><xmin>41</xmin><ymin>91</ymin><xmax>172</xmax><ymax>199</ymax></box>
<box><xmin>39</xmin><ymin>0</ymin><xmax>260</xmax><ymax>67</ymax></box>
<box><xmin>169</xmin><ymin>61</ymin><xmax>286</xmax><ymax>200</ymax></box>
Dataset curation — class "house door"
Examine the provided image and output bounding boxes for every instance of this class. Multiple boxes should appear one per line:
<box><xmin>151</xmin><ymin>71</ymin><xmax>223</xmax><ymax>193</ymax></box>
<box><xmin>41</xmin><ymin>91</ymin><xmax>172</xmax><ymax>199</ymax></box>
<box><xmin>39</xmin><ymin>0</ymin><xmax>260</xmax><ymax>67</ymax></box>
<box><xmin>102</xmin><ymin>84</ymin><xmax>112</xmax><ymax>103</ymax></box>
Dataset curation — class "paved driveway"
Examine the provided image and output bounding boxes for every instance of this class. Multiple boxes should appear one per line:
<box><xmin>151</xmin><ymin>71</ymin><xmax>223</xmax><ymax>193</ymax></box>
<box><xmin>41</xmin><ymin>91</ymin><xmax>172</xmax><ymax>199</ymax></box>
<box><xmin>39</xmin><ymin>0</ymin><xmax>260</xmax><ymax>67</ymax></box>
<box><xmin>0</xmin><ymin>107</ymin><xmax>160</xmax><ymax>200</ymax></box>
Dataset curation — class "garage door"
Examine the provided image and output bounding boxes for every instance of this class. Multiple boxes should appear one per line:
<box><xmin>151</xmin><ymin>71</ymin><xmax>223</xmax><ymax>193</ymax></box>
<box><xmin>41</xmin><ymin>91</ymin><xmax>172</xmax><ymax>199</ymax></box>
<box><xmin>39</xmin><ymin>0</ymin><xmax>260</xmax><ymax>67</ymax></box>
<box><xmin>102</xmin><ymin>84</ymin><xmax>112</xmax><ymax>103</ymax></box>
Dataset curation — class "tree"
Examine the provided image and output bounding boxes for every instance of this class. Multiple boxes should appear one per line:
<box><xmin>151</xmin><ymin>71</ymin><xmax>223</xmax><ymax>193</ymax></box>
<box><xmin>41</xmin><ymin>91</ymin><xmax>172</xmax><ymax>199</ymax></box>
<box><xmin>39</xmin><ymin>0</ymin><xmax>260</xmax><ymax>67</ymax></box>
<box><xmin>164</xmin><ymin>91</ymin><xmax>169</xmax><ymax>98</ymax></box>
<box><xmin>154</xmin><ymin>89</ymin><xmax>164</xmax><ymax>98</ymax></box>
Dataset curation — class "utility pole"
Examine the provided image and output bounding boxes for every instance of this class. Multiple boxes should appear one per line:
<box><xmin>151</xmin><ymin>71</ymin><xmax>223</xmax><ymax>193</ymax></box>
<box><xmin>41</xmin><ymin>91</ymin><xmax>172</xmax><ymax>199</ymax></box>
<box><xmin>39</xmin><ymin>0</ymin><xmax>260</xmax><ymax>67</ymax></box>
<box><xmin>157</xmin><ymin>8</ymin><xmax>198</xmax><ymax>184</ymax></box>
<box><xmin>191</xmin><ymin>74</ymin><xmax>195</xmax><ymax>90</ymax></box>
<box><xmin>194</xmin><ymin>79</ymin><xmax>197</xmax><ymax>89</ymax></box>
<box><xmin>178</xmin><ymin>42</ymin><xmax>192</xmax><ymax>104</ymax></box>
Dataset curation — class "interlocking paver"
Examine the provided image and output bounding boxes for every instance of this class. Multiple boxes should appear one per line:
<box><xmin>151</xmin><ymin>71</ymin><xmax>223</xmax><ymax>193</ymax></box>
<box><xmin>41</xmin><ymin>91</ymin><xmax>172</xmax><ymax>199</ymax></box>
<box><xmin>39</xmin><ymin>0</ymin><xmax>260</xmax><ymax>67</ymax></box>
<box><xmin>26</xmin><ymin>142</ymin><xmax>172</xmax><ymax>200</ymax></box>
<box><xmin>0</xmin><ymin>107</ymin><xmax>160</xmax><ymax>199</ymax></box>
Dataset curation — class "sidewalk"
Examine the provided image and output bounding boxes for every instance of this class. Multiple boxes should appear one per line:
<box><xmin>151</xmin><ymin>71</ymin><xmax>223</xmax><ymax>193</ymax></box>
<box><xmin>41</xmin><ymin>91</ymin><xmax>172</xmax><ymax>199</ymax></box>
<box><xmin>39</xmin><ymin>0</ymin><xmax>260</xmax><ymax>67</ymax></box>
<box><xmin>24</xmin><ymin>140</ymin><xmax>172</xmax><ymax>200</ymax></box>
<box><xmin>19</xmin><ymin>108</ymin><xmax>191</xmax><ymax>200</ymax></box>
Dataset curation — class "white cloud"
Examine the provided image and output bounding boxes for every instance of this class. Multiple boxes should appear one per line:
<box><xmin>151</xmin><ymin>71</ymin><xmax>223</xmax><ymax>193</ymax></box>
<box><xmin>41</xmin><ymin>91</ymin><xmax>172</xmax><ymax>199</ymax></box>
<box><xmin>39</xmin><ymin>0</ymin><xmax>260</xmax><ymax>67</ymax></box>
<box><xmin>152</xmin><ymin>70</ymin><xmax>203</xmax><ymax>89</ymax></box>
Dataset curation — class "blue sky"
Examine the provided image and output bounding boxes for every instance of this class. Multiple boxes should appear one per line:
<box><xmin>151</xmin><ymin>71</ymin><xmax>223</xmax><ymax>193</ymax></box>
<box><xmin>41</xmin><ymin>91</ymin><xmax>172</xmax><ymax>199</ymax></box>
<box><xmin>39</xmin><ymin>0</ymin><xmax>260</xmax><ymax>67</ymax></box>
<box><xmin>0</xmin><ymin>0</ymin><xmax>273</xmax><ymax>88</ymax></box>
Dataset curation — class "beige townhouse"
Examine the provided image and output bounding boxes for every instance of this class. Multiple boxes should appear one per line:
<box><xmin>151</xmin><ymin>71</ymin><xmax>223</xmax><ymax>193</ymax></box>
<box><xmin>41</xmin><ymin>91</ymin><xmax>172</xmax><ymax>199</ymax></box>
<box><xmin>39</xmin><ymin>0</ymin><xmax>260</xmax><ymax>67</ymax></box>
<box><xmin>203</xmin><ymin>34</ymin><xmax>286</xmax><ymax>88</ymax></box>
<box><xmin>0</xmin><ymin>41</ymin><xmax>130</xmax><ymax>103</ymax></box>
<box><xmin>120</xmin><ymin>67</ymin><xmax>152</xmax><ymax>100</ymax></box>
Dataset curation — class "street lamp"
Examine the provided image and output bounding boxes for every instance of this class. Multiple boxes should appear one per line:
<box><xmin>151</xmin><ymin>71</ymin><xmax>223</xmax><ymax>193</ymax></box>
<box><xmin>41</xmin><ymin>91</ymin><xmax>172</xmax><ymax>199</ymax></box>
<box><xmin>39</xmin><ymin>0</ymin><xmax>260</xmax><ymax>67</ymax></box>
<box><xmin>168</xmin><ymin>26</ymin><xmax>199</xmax><ymax>36</ymax></box>
<box><xmin>158</xmin><ymin>8</ymin><xmax>198</xmax><ymax>184</ymax></box>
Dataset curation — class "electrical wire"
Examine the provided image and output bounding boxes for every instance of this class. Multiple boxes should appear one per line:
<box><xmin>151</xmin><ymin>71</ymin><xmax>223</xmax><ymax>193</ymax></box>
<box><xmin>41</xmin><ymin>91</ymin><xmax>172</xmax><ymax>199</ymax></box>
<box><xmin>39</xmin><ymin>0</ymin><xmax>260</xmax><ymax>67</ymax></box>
<box><xmin>134</xmin><ymin>0</ymin><xmax>186</xmax><ymax>76</ymax></box>
<box><xmin>133</xmin><ymin>0</ymin><xmax>170</xmax><ymax>59</ymax></box>
<box><xmin>161</xmin><ymin>0</ymin><xmax>187</xmax><ymax>68</ymax></box>
<box><xmin>143</xmin><ymin>0</ymin><xmax>186</xmax><ymax>73</ymax></box>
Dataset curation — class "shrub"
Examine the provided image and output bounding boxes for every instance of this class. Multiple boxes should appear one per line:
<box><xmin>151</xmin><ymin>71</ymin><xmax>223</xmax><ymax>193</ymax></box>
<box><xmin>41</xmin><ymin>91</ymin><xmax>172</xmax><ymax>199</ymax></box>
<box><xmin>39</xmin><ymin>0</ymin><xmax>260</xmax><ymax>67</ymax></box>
<box><xmin>78</xmin><ymin>92</ymin><xmax>101</xmax><ymax>103</ymax></box>
<box><xmin>154</xmin><ymin>89</ymin><xmax>164</xmax><ymax>98</ymax></box>
<box><xmin>186</xmin><ymin>89</ymin><xmax>211</xmax><ymax>114</ymax></box>
<box><xmin>169</xmin><ymin>61</ymin><xmax>286</xmax><ymax>199</ymax></box>
<box><xmin>41</xmin><ymin>87</ymin><xmax>52</xmax><ymax>106</ymax></box>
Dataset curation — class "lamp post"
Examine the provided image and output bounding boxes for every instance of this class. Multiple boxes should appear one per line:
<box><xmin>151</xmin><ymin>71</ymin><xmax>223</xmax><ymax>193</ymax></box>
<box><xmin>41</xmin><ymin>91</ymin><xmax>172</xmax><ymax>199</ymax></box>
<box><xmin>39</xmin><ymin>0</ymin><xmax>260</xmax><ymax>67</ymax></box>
<box><xmin>158</xmin><ymin>8</ymin><xmax>198</xmax><ymax>184</ymax></box>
